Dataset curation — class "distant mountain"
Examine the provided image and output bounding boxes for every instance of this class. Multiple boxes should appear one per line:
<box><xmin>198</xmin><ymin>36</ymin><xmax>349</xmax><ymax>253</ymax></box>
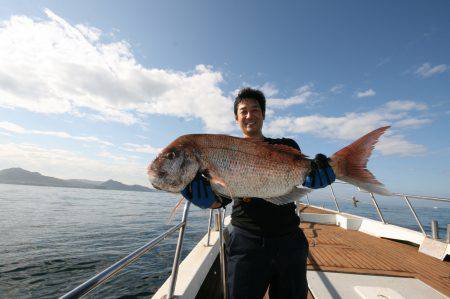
<box><xmin>99</xmin><ymin>179</ymin><xmax>154</xmax><ymax>192</ymax></box>
<box><xmin>66</xmin><ymin>179</ymin><xmax>104</xmax><ymax>185</ymax></box>
<box><xmin>0</xmin><ymin>168</ymin><xmax>155</xmax><ymax>192</ymax></box>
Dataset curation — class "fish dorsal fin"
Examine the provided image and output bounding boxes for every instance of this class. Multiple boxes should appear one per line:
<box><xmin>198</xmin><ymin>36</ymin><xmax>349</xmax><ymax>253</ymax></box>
<box><xmin>246</xmin><ymin>139</ymin><xmax>306</xmax><ymax>158</ymax></box>
<box><xmin>270</xmin><ymin>144</ymin><xmax>306</xmax><ymax>157</ymax></box>
<box><xmin>263</xmin><ymin>187</ymin><xmax>311</xmax><ymax>205</ymax></box>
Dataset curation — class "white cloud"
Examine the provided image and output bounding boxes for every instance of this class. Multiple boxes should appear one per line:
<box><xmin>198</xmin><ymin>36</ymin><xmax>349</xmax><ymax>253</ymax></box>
<box><xmin>98</xmin><ymin>150</ymin><xmax>128</xmax><ymax>161</ymax></box>
<box><xmin>0</xmin><ymin>9</ymin><xmax>234</xmax><ymax>132</ymax></box>
<box><xmin>394</xmin><ymin>118</ymin><xmax>431</xmax><ymax>128</ymax></box>
<box><xmin>268</xmin><ymin>84</ymin><xmax>317</xmax><ymax>108</ymax></box>
<box><xmin>0</xmin><ymin>142</ymin><xmax>150</xmax><ymax>185</ymax></box>
<box><xmin>415</xmin><ymin>63</ymin><xmax>448</xmax><ymax>78</ymax></box>
<box><xmin>376</xmin><ymin>135</ymin><xmax>426</xmax><ymax>156</ymax></box>
<box><xmin>330</xmin><ymin>84</ymin><xmax>344</xmax><ymax>94</ymax></box>
<box><xmin>264</xmin><ymin>100</ymin><xmax>430</xmax><ymax>156</ymax></box>
<box><xmin>0</xmin><ymin>121</ymin><xmax>26</xmax><ymax>133</ymax></box>
<box><xmin>75</xmin><ymin>24</ymin><xmax>101</xmax><ymax>42</ymax></box>
<box><xmin>123</xmin><ymin>143</ymin><xmax>162</xmax><ymax>154</ymax></box>
<box><xmin>384</xmin><ymin>100</ymin><xmax>427</xmax><ymax>111</ymax></box>
<box><xmin>260</xmin><ymin>83</ymin><xmax>279</xmax><ymax>97</ymax></box>
<box><xmin>0</xmin><ymin>121</ymin><xmax>112</xmax><ymax>146</ymax></box>
<box><xmin>356</xmin><ymin>88</ymin><xmax>376</xmax><ymax>98</ymax></box>
<box><xmin>265</xmin><ymin>112</ymin><xmax>392</xmax><ymax>140</ymax></box>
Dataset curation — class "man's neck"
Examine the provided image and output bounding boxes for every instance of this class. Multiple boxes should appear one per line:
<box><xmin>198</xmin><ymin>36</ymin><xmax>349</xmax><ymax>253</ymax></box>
<box><xmin>243</xmin><ymin>133</ymin><xmax>265</xmax><ymax>141</ymax></box>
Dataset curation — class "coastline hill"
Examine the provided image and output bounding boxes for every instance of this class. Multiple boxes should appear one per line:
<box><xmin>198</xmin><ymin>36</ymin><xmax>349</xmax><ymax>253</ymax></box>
<box><xmin>0</xmin><ymin>167</ymin><xmax>155</xmax><ymax>192</ymax></box>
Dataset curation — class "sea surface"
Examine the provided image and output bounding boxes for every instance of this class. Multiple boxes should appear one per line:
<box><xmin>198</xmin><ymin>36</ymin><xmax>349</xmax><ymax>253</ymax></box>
<box><xmin>0</xmin><ymin>183</ymin><xmax>449</xmax><ymax>298</ymax></box>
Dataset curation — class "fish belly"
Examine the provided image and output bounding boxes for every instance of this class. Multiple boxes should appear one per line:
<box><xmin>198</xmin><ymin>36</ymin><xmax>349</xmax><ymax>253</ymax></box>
<box><xmin>201</xmin><ymin>141</ymin><xmax>307</xmax><ymax>199</ymax></box>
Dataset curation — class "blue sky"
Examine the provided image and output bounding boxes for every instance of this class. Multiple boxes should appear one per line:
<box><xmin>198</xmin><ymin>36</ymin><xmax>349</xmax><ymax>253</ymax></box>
<box><xmin>0</xmin><ymin>1</ymin><xmax>449</xmax><ymax>196</ymax></box>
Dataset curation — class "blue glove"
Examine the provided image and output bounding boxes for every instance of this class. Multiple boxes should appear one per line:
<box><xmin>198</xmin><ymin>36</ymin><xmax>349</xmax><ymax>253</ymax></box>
<box><xmin>181</xmin><ymin>172</ymin><xmax>231</xmax><ymax>209</ymax></box>
<box><xmin>303</xmin><ymin>154</ymin><xmax>336</xmax><ymax>189</ymax></box>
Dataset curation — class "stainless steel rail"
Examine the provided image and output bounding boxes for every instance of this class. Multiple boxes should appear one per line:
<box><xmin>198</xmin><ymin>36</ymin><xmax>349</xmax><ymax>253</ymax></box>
<box><xmin>62</xmin><ymin>183</ymin><xmax>448</xmax><ymax>298</ymax></box>
<box><xmin>167</xmin><ymin>201</ymin><xmax>191</xmax><ymax>298</ymax></box>
<box><xmin>403</xmin><ymin>195</ymin><xmax>426</xmax><ymax>235</ymax></box>
<box><xmin>392</xmin><ymin>193</ymin><xmax>450</xmax><ymax>203</ymax></box>
<box><xmin>328</xmin><ymin>184</ymin><xmax>341</xmax><ymax>212</ymax></box>
<box><xmin>206</xmin><ymin>209</ymin><xmax>214</xmax><ymax>246</ymax></box>
<box><xmin>369</xmin><ymin>192</ymin><xmax>386</xmax><ymax>224</ymax></box>
<box><xmin>306</xmin><ymin>180</ymin><xmax>450</xmax><ymax>237</ymax></box>
<box><xmin>217</xmin><ymin>208</ymin><xmax>228</xmax><ymax>299</ymax></box>
<box><xmin>60</xmin><ymin>201</ymin><xmax>192</xmax><ymax>299</ymax></box>
<box><xmin>305</xmin><ymin>193</ymin><xmax>311</xmax><ymax>205</ymax></box>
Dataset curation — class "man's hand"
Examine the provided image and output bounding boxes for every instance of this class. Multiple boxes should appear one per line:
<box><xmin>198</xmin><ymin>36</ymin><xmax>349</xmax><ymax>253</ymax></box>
<box><xmin>303</xmin><ymin>154</ymin><xmax>336</xmax><ymax>189</ymax></box>
<box><xmin>181</xmin><ymin>172</ymin><xmax>231</xmax><ymax>209</ymax></box>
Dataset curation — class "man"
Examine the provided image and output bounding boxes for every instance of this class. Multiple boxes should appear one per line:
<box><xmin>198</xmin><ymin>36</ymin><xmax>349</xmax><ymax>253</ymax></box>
<box><xmin>181</xmin><ymin>88</ymin><xmax>335</xmax><ymax>298</ymax></box>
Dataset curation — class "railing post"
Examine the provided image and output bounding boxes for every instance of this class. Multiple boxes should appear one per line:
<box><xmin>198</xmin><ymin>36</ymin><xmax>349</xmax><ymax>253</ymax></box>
<box><xmin>217</xmin><ymin>208</ymin><xmax>228</xmax><ymax>299</ymax></box>
<box><xmin>431</xmin><ymin>220</ymin><xmax>439</xmax><ymax>240</ymax></box>
<box><xmin>222</xmin><ymin>208</ymin><xmax>226</xmax><ymax>227</ymax></box>
<box><xmin>167</xmin><ymin>201</ymin><xmax>191</xmax><ymax>299</ymax></box>
<box><xmin>329</xmin><ymin>184</ymin><xmax>341</xmax><ymax>212</ymax></box>
<box><xmin>403</xmin><ymin>196</ymin><xmax>426</xmax><ymax>236</ymax></box>
<box><xmin>206</xmin><ymin>209</ymin><xmax>214</xmax><ymax>246</ymax></box>
<box><xmin>214</xmin><ymin>213</ymin><xmax>220</xmax><ymax>231</ymax></box>
<box><xmin>369</xmin><ymin>193</ymin><xmax>386</xmax><ymax>224</ymax></box>
<box><xmin>446</xmin><ymin>224</ymin><xmax>450</xmax><ymax>243</ymax></box>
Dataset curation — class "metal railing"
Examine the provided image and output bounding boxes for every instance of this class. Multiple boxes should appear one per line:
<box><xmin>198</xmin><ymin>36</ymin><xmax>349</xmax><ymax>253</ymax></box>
<box><xmin>306</xmin><ymin>180</ymin><xmax>450</xmax><ymax>237</ymax></box>
<box><xmin>167</xmin><ymin>201</ymin><xmax>191</xmax><ymax>298</ymax></box>
<box><xmin>59</xmin><ymin>218</ymin><xmax>187</xmax><ymax>299</ymax></box>
<box><xmin>61</xmin><ymin>183</ymin><xmax>449</xmax><ymax>298</ymax></box>
<box><xmin>60</xmin><ymin>200</ymin><xmax>191</xmax><ymax>299</ymax></box>
<box><xmin>61</xmin><ymin>200</ymin><xmax>228</xmax><ymax>299</ymax></box>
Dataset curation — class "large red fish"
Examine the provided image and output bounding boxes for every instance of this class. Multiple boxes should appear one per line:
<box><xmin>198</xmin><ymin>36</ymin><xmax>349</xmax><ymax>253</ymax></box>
<box><xmin>148</xmin><ymin>126</ymin><xmax>391</xmax><ymax>205</ymax></box>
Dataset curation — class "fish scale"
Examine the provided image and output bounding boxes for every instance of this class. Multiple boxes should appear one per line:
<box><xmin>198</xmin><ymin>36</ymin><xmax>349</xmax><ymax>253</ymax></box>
<box><xmin>193</xmin><ymin>135</ymin><xmax>310</xmax><ymax>199</ymax></box>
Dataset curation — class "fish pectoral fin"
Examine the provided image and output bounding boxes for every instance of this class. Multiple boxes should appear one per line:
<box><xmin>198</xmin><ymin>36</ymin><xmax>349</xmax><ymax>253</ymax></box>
<box><xmin>264</xmin><ymin>187</ymin><xmax>311</xmax><ymax>205</ymax></box>
<box><xmin>166</xmin><ymin>197</ymin><xmax>185</xmax><ymax>224</ymax></box>
<box><xmin>202</xmin><ymin>167</ymin><xmax>234</xmax><ymax>198</ymax></box>
<box><xmin>210</xmin><ymin>176</ymin><xmax>227</xmax><ymax>188</ymax></box>
<box><xmin>202</xmin><ymin>168</ymin><xmax>227</xmax><ymax>188</ymax></box>
<box><xmin>211</xmin><ymin>178</ymin><xmax>236</xmax><ymax>200</ymax></box>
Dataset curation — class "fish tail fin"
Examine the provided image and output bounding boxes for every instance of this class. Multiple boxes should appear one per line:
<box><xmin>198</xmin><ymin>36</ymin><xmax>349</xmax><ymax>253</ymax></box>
<box><xmin>330</xmin><ymin>126</ymin><xmax>392</xmax><ymax>196</ymax></box>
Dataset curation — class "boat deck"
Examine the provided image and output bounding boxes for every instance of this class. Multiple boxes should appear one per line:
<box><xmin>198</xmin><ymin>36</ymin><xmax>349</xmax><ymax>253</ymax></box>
<box><xmin>300</xmin><ymin>205</ymin><xmax>450</xmax><ymax>297</ymax></box>
<box><xmin>195</xmin><ymin>205</ymin><xmax>449</xmax><ymax>298</ymax></box>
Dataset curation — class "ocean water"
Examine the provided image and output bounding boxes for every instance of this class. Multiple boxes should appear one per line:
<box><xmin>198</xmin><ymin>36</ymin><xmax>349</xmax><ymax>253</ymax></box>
<box><xmin>0</xmin><ymin>183</ymin><xmax>449</xmax><ymax>298</ymax></box>
<box><xmin>0</xmin><ymin>184</ymin><xmax>211</xmax><ymax>298</ymax></box>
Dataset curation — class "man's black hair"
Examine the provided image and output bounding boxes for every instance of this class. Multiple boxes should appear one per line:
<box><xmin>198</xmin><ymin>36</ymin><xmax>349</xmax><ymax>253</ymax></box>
<box><xmin>234</xmin><ymin>87</ymin><xmax>266</xmax><ymax>118</ymax></box>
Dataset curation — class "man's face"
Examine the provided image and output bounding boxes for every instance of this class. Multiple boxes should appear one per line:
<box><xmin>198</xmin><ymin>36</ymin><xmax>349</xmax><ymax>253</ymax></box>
<box><xmin>235</xmin><ymin>98</ymin><xmax>264</xmax><ymax>137</ymax></box>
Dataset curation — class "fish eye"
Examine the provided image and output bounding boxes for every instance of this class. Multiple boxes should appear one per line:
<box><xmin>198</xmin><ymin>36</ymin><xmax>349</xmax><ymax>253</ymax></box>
<box><xmin>165</xmin><ymin>151</ymin><xmax>176</xmax><ymax>160</ymax></box>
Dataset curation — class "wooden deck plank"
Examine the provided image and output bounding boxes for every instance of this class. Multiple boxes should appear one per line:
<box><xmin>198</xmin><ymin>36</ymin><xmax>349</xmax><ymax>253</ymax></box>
<box><xmin>300</xmin><ymin>205</ymin><xmax>450</xmax><ymax>297</ymax></box>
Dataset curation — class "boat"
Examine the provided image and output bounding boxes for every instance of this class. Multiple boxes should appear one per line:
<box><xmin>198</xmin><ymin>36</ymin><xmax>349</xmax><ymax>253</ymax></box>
<box><xmin>60</xmin><ymin>182</ymin><xmax>450</xmax><ymax>299</ymax></box>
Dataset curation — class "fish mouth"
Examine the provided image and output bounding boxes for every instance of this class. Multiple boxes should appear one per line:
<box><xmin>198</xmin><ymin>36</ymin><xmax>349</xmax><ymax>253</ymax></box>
<box><xmin>148</xmin><ymin>173</ymin><xmax>183</xmax><ymax>193</ymax></box>
<box><xmin>147</xmin><ymin>168</ymin><xmax>161</xmax><ymax>188</ymax></box>
<box><xmin>147</xmin><ymin>165</ymin><xmax>166</xmax><ymax>180</ymax></box>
